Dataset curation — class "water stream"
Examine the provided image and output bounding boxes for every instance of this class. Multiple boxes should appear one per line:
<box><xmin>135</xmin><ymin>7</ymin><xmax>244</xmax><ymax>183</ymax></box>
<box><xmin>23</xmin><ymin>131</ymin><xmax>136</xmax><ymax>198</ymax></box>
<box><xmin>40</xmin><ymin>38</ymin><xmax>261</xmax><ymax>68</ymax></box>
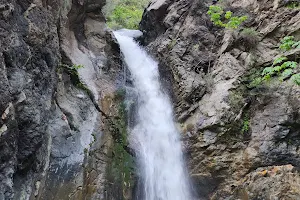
<box><xmin>114</xmin><ymin>30</ymin><xmax>191</xmax><ymax>200</ymax></box>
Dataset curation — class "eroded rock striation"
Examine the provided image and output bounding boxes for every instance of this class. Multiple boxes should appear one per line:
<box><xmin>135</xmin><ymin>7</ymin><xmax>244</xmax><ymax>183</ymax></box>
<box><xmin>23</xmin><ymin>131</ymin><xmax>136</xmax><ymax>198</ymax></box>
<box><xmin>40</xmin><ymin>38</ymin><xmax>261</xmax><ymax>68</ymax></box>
<box><xmin>140</xmin><ymin>0</ymin><xmax>300</xmax><ymax>199</ymax></box>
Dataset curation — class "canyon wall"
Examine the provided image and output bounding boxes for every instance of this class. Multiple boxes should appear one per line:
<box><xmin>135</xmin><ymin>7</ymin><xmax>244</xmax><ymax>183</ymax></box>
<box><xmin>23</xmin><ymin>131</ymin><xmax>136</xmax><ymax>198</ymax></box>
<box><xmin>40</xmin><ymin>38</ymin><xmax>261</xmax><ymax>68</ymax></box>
<box><xmin>0</xmin><ymin>0</ymin><xmax>126</xmax><ymax>199</ymax></box>
<box><xmin>140</xmin><ymin>0</ymin><xmax>300</xmax><ymax>199</ymax></box>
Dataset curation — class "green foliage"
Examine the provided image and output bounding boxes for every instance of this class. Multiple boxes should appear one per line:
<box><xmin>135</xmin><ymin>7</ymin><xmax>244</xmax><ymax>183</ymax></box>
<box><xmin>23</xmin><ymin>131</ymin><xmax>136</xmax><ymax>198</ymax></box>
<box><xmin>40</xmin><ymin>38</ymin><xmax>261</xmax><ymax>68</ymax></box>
<box><xmin>89</xmin><ymin>133</ymin><xmax>97</xmax><ymax>147</ymax></box>
<box><xmin>248</xmin><ymin>77</ymin><xmax>262</xmax><ymax>88</ymax></box>
<box><xmin>256</xmin><ymin>35</ymin><xmax>300</xmax><ymax>86</ymax></box>
<box><xmin>60</xmin><ymin>63</ymin><xmax>84</xmax><ymax>72</ymax></box>
<box><xmin>291</xmin><ymin>73</ymin><xmax>300</xmax><ymax>85</ymax></box>
<box><xmin>207</xmin><ymin>5</ymin><xmax>248</xmax><ymax>29</ymax></box>
<box><xmin>224</xmin><ymin>11</ymin><xmax>232</xmax><ymax>19</ymax></box>
<box><xmin>279</xmin><ymin>36</ymin><xmax>300</xmax><ymax>51</ymax></box>
<box><xmin>262</xmin><ymin>66</ymin><xmax>275</xmax><ymax>77</ymax></box>
<box><xmin>281</xmin><ymin>61</ymin><xmax>298</xmax><ymax>69</ymax></box>
<box><xmin>226</xmin><ymin>16</ymin><xmax>248</xmax><ymax>29</ymax></box>
<box><xmin>273</xmin><ymin>56</ymin><xmax>288</xmax><ymax>65</ymax></box>
<box><xmin>292</xmin><ymin>41</ymin><xmax>300</xmax><ymax>49</ymax></box>
<box><xmin>72</xmin><ymin>64</ymin><xmax>84</xmax><ymax>70</ymax></box>
<box><xmin>262</xmin><ymin>59</ymin><xmax>298</xmax><ymax>81</ymax></box>
<box><xmin>58</xmin><ymin>63</ymin><xmax>85</xmax><ymax>88</ymax></box>
<box><xmin>280</xmin><ymin>68</ymin><xmax>293</xmax><ymax>81</ymax></box>
<box><xmin>207</xmin><ymin>5</ymin><xmax>223</xmax><ymax>25</ymax></box>
<box><xmin>280</xmin><ymin>36</ymin><xmax>296</xmax><ymax>51</ymax></box>
<box><xmin>286</xmin><ymin>1</ymin><xmax>300</xmax><ymax>9</ymax></box>
<box><xmin>108</xmin><ymin>6</ymin><xmax>143</xmax><ymax>29</ymax></box>
<box><xmin>240</xmin><ymin>111</ymin><xmax>250</xmax><ymax>135</ymax></box>
<box><xmin>241</xmin><ymin>119</ymin><xmax>249</xmax><ymax>134</ymax></box>
<box><xmin>108</xmin><ymin>94</ymin><xmax>134</xmax><ymax>191</ymax></box>
<box><xmin>105</xmin><ymin>0</ymin><xmax>149</xmax><ymax>29</ymax></box>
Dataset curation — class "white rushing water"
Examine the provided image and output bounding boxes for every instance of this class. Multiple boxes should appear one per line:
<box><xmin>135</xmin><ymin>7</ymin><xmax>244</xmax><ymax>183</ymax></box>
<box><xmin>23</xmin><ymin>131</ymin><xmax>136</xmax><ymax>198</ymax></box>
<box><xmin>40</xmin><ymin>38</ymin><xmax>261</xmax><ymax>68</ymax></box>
<box><xmin>114</xmin><ymin>30</ymin><xmax>191</xmax><ymax>200</ymax></box>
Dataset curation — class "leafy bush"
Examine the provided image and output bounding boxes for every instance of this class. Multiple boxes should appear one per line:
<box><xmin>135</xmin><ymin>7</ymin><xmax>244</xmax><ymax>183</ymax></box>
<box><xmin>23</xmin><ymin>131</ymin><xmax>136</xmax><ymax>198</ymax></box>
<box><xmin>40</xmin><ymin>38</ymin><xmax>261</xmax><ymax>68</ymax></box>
<box><xmin>261</xmin><ymin>57</ymin><xmax>297</xmax><ymax>81</ymax></box>
<box><xmin>241</xmin><ymin>119</ymin><xmax>249</xmax><ymax>134</ymax></box>
<box><xmin>279</xmin><ymin>36</ymin><xmax>300</xmax><ymax>51</ymax></box>
<box><xmin>291</xmin><ymin>73</ymin><xmax>300</xmax><ymax>85</ymax></box>
<box><xmin>248</xmin><ymin>77</ymin><xmax>262</xmax><ymax>88</ymax></box>
<box><xmin>207</xmin><ymin>5</ymin><xmax>248</xmax><ymax>29</ymax></box>
<box><xmin>253</xmin><ymin>35</ymin><xmax>300</xmax><ymax>86</ymax></box>
<box><xmin>285</xmin><ymin>1</ymin><xmax>300</xmax><ymax>9</ymax></box>
<box><xmin>105</xmin><ymin>0</ymin><xmax>149</xmax><ymax>30</ymax></box>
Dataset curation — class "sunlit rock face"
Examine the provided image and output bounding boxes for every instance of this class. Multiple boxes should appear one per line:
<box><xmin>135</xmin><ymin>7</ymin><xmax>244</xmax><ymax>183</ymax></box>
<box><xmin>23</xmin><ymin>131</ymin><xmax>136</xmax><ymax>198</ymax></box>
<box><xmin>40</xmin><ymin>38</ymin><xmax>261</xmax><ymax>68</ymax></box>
<box><xmin>140</xmin><ymin>0</ymin><xmax>300</xmax><ymax>199</ymax></box>
<box><xmin>0</xmin><ymin>0</ymin><xmax>122</xmax><ymax>199</ymax></box>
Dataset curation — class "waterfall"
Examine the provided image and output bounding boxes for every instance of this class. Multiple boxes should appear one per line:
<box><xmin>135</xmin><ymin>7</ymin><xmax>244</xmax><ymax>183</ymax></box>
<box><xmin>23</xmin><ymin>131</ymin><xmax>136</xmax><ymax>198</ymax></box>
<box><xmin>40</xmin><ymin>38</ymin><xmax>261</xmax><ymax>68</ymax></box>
<box><xmin>114</xmin><ymin>30</ymin><xmax>191</xmax><ymax>200</ymax></box>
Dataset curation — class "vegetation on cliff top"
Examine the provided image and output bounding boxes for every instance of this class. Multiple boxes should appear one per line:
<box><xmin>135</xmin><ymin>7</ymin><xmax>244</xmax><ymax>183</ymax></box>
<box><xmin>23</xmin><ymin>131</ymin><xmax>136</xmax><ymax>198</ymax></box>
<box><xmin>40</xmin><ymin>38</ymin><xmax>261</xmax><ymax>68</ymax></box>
<box><xmin>103</xmin><ymin>0</ymin><xmax>149</xmax><ymax>29</ymax></box>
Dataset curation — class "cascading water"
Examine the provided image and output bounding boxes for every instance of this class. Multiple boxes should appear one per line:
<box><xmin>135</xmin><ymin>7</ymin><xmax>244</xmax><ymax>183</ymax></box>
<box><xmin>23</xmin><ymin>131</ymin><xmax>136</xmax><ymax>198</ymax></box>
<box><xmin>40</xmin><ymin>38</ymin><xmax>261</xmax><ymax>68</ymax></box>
<box><xmin>114</xmin><ymin>30</ymin><xmax>191</xmax><ymax>200</ymax></box>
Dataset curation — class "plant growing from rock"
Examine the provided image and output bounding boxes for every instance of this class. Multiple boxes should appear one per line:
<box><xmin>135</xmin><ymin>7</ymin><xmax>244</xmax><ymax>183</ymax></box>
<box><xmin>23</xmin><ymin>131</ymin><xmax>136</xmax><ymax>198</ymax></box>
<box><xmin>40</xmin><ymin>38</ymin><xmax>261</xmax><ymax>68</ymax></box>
<box><xmin>285</xmin><ymin>1</ymin><xmax>300</xmax><ymax>9</ymax></box>
<box><xmin>207</xmin><ymin>5</ymin><xmax>248</xmax><ymax>29</ymax></box>
<box><xmin>241</xmin><ymin>118</ymin><xmax>249</xmax><ymax>135</ymax></box>
<box><xmin>58</xmin><ymin>63</ymin><xmax>88</xmax><ymax>89</ymax></box>
<box><xmin>279</xmin><ymin>36</ymin><xmax>300</xmax><ymax>51</ymax></box>
<box><xmin>262</xmin><ymin>57</ymin><xmax>297</xmax><ymax>81</ymax></box>
<box><xmin>107</xmin><ymin>91</ymin><xmax>135</xmax><ymax>194</ymax></box>
<box><xmin>254</xmin><ymin>36</ymin><xmax>300</xmax><ymax>86</ymax></box>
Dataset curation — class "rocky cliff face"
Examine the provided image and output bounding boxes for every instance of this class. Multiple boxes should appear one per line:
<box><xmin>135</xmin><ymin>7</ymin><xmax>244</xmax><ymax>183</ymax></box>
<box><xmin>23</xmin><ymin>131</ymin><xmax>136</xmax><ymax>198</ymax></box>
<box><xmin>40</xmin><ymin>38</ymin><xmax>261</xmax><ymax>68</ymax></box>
<box><xmin>0</xmin><ymin>0</ymin><xmax>126</xmax><ymax>199</ymax></box>
<box><xmin>140</xmin><ymin>0</ymin><xmax>300</xmax><ymax>199</ymax></box>
<box><xmin>2</xmin><ymin>0</ymin><xmax>300</xmax><ymax>199</ymax></box>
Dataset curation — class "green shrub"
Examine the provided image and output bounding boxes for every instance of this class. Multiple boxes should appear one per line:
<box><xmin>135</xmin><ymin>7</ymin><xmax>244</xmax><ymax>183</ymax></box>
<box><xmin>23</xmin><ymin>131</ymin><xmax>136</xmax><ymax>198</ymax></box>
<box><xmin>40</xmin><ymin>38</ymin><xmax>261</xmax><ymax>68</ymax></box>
<box><xmin>241</xmin><ymin>119</ymin><xmax>249</xmax><ymax>134</ymax></box>
<box><xmin>257</xmin><ymin>36</ymin><xmax>300</xmax><ymax>85</ymax></box>
<box><xmin>248</xmin><ymin>77</ymin><xmax>262</xmax><ymax>88</ymax></box>
<box><xmin>58</xmin><ymin>64</ymin><xmax>88</xmax><ymax>90</ymax></box>
<box><xmin>280</xmin><ymin>36</ymin><xmax>296</xmax><ymax>51</ymax></box>
<box><xmin>249</xmin><ymin>35</ymin><xmax>300</xmax><ymax>87</ymax></box>
<box><xmin>286</xmin><ymin>1</ymin><xmax>300</xmax><ymax>9</ymax></box>
<box><xmin>279</xmin><ymin>36</ymin><xmax>300</xmax><ymax>51</ymax></box>
<box><xmin>207</xmin><ymin>5</ymin><xmax>248</xmax><ymax>29</ymax></box>
<box><xmin>108</xmin><ymin>5</ymin><xmax>143</xmax><ymax>29</ymax></box>
<box><xmin>291</xmin><ymin>73</ymin><xmax>300</xmax><ymax>85</ymax></box>
<box><xmin>105</xmin><ymin>0</ymin><xmax>149</xmax><ymax>29</ymax></box>
<box><xmin>262</xmin><ymin>60</ymin><xmax>297</xmax><ymax>80</ymax></box>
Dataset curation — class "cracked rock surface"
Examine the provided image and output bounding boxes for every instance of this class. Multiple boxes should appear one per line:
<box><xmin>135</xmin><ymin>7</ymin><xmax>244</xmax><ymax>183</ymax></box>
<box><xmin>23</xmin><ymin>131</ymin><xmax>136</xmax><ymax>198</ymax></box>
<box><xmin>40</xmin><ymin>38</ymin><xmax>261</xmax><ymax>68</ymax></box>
<box><xmin>140</xmin><ymin>0</ymin><xmax>300</xmax><ymax>199</ymax></box>
<box><xmin>0</xmin><ymin>0</ymin><xmax>123</xmax><ymax>199</ymax></box>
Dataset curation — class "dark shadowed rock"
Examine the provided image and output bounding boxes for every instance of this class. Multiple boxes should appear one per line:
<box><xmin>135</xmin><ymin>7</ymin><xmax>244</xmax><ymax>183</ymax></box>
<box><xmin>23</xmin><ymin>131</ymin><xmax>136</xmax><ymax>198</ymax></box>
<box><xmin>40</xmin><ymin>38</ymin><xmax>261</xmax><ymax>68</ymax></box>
<box><xmin>0</xmin><ymin>0</ymin><xmax>123</xmax><ymax>199</ymax></box>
